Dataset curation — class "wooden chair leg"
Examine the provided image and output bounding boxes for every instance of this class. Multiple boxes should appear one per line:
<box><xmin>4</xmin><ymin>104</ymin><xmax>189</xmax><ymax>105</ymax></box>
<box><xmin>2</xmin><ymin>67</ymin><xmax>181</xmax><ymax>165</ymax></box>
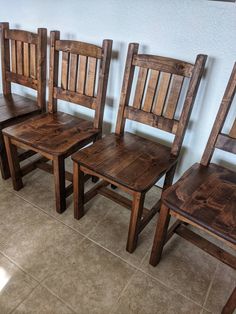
<box><xmin>53</xmin><ymin>156</ymin><xmax>66</xmax><ymax>214</ymax></box>
<box><xmin>222</xmin><ymin>287</ymin><xmax>236</xmax><ymax>314</ymax></box>
<box><xmin>126</xmin><ymin>191</ymin><xmax>145</xmax><ymax>253</ymax></box>
<box><xmin>3</xmin><ymin>135</ymin><xmax>23</xmax><ymax>190</ymax></box>
<box><xmin>149</xmin><ymin>203</ymin><xmax>171</xmax><ymax>266</ymax></box>
<box><xmin>163</xmin><ymin>163</ymin><xmax>177</xmax><ymax>191</ymax></box>
<box><xmin>73</xmin><ymin>162</ymin><xmax>84</xmax><ymax>219</ymax></box>
<box><xmin>0</xmin><ymin>135</ymin><xmax>10</xmax><ymax>179</ymax></box>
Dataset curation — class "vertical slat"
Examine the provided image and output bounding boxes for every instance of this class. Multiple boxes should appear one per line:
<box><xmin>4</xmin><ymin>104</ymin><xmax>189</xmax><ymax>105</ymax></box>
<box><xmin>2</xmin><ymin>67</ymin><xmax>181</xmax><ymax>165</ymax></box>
<box><xmin>11</xmin><ymin>40</ymin><xmax>17</xmax><ymax>73</ymax></box>
<box><xmin>77</xmin><ymin>55</ymin><xmax>87</xmax><ymax>94</ymax></box>
<box><xmin>85</xmin><ymin>57</ymin><xmax>97</xmax><ymax>96</ymax></box>
<box><xmin>0</xmin><ymin>22</ymin><xmax>11</xmax><ymax>94</ymax></box>
<box><xmin>173</xmin><ymin>54</ymin><xmax>207</xmax><ymax>157</ymax></box>
<box><xmin>94</xmin><ymin>39</ymin><xmax>113</xmax><ymax>130</ymax></box>
<box><xmin>133</xmin><ymin>67</ymin><xmax>148</xmax><ymax>109</ymax></box>
<box><xmin>142</xmin><ymin>70</ymin><xmax>159</xmax><ymax>112</ymax></box>
<box><xmin>16</xmin><ymin>41</ymin><xmax>23</xmax><ymax>75</ymax></box>
<box><xmin>164</xmin><ymin>74</ymin><xmax>184</xmax><ymax>119</ymax></box>
<box><xmin>115</xmin><ymin>43</ymin><xmax>139</xmax><ymax>135</ymax></box>
<box><xmin>229</xmin><ymin>119</ymin><xmax>236</xmax><ymax>138</ymax></box>
<box><xmin>61</xmin><ymin>51</ymin><xmax>70</xmax><ymax>90</ymax></box>
<box><xmin>23</xmin><ymin>43</ymin><xmax>30</xmax><ymax>76</ymax></box>
<box><xmin>30</xmin><ymin>44</ymin><xmax>36</xmax><ymax>78</ymax></box>
<box><xmin>152</xmin><ymin>72</ymin><xmax>171</xmax><ymax>115</ymax></box>
<box><xmin>37</xmin><ymin>28</ymin><xmax>47</xmax><ymax>111</ymax></box>
<box><xmin>48</xmin><ymin>30</ymin><xmax>60</xmax><ymax>113</ymax></box>
<box><xmin>69</xmin><ymin>53</ymin><xmax>78</xmax><ymax>92</ymax></box>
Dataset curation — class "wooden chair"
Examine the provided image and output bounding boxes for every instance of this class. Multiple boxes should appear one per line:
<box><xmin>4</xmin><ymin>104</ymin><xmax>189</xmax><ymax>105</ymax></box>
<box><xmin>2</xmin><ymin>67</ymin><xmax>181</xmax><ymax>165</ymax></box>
<box><xmin>149</xmin><ymin>63</ymin><xmax>236</xmax><ymax>314</ymax></box>
<box><xmin>3</xmin><ymin>31</ymin><xmax>112</xmax><ymax>213</ymax></box>
<box><xmin>72</xmin><ymin>43</ymin><xmax>207</xmax><ymax>253</ymax></box>
<box><xmin>0</xmin><ymin>22</ymin><xmax>47</xmax><ymax>179</ymax></box>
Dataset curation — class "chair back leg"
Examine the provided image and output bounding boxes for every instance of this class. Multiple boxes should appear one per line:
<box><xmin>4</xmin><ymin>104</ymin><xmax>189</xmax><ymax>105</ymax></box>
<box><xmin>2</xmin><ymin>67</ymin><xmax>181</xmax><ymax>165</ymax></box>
<box><xmin>53</xmin><ymin>156</ymin><xmax>66</xmax><ymax>213</ymax></box>
<box><xmin>0</xmin><ymin>134</ymin><xmax>10</xmax><ymax>179</ymax></box>
<box><xmin>4</xmin><ymin>135</ymin><xmax>23</xmax><ymax>190</ymax></box>
<box><xmin>149</xmin><ymin>203</ymin><xmax>171</xmax><ymax>266</ymax></box>
<box><xmin>126</xmin><ymin>192</ymin><xmax>145</xmax><ymax>253</ymax></box>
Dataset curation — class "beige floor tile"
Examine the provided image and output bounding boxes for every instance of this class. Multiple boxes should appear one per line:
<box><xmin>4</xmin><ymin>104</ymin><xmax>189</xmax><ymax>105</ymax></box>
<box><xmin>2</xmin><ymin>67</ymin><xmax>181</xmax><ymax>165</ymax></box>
<box><xmin>42</xmin><ymin>238</ymin><xmax>135</xmax><ymax>314</ymax></box>
<box><xmin>11</xmin><ymin>166</ymin><xmax>114</xmax><ymax>236</ymax></box>
<box><xmin>204</xmin><ymin>262</ymin><xmax>236</xmax><ymax>314</ymax></box>
<box><xmin>89</xmin><ymin>202</ymin><xmax>157</xmax><ymax>267</ymax></box>
<box><xmin>88</xmin><ymin>186</ymin><xmax>161</xmax><ymax>267</ymax></box>
<box><xmin>0</xmin><ymin>253</ymin><xmax>37</xmax><ymax>314</ymax></box>
<box><xmin>0</xmin><ymin>192</ymin><xmax>84</xmax><ymax>281</ymax></box>
<box><xmin>12</xmin><ymin>285</ymin><xmax>74</xmax><ymax>314</ymax></box>
<box><xmin>111</xmin><ymin>271</ymin><xmax>202</xmax><ymax>314</ymax></box>
<box><xmin>140</xmin><ymin>236</ymin><xmax>218</xmax><ymax>306</ymax></box>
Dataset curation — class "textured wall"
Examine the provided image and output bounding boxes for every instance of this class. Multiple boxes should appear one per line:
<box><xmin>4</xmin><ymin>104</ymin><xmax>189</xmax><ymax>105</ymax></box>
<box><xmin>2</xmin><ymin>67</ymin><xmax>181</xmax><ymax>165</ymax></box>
<box><xmin>0</xmin><ymin>0</ymin><xmax>235</xmax><ymax>184</ymax></box>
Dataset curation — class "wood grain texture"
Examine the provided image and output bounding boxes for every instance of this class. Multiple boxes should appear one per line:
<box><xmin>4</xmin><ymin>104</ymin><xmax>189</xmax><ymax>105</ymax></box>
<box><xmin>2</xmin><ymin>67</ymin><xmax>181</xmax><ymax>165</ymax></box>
<box><xmin>29</xmin><ymin>44</ymin><xmax>36</xmax><ymax>79</ymax></box>
<box><xmin>133</xmin><ymin>54</ymin><xmax>194</xmax><ymax>77</ymax></box>
<box><xmin>72</xmin><ymin>132</ymin><xmax>177</xmax><ymax>192</ymax></box>
<box><xmin>0</xmin><ymin>24</ymin><xmax>47</xmax><ymax>180</ymax></box>
<box><xmin>23</xmin><ymin>42</ymin><xmax>30</xmax><ymax>77</ymax></box>
<box><xmin>16</xmin><ymin>41</ymin><xmax>23</xmax><ymax>75</ymax></box>
<box><xmin>142</xmin><ymin>70</ymin><xmax>159</xmax><ymax>112</ymax></box>
<box><xmin>85</xmin><ymin>57</ymin><xmax>97</xmax><ymax>96</ymax></box>
<box><xmin>201</xmin><ymin>62</ymin><xmax>236</xmax><ymax>165</ymax></box>
<box><xmin>164</xmin><ymin>74</ymin><xmax>184</xmax><ymax>119</ymax></box>
<box><xmin>10</xmin><ymin>40</ymin><xmax>17</xmax><ymax>73</ymax></box>
<box><xmin>0</xmin><ymin>94</ymin><xmax>40</xmax><ymax>128</ymax></box>
<box><xmin>133</xmin><ymin>67</ymin><xmax>148</xmax><ymax>109</ymax></box>
<box><xmin>162</xmin><ymin>163</ymin><xmax>236</xmax><ymax>246</ymax></box>
<box><xmin>229</xmin><ymin>119</ymin><xmax>236</xmax><ymax>138</ymax></box>
<box><xmin>61</xmin><ymin>51</ymin><xmax>70</xmax><ymax>90</ymax></box>
<box><xmin>77</xmin><ymin>55</ymin><xmax>87</xmax><ymax>94</ymax></box>
<box><xmin>152</xmin><ymin>72</ymin><xmax>171</xmax><ymax>115</ymax></box>
<box><xmin>55</xmin><ymin>40</ymin><xmax>102</xmax><ymax>58</ymax></box>
<box><xmin>5</xmin><ymin>29</ymin><xmax>38</xmax><ymax>45</ymax></box>
<box><xmin>69</xmin><ymin>53</ymin><xmax>78</xmax><ymax>92</ymax></box>
<box><xmin>3</xmin><ymin>112</ymin><xmax>100</xmax><ymax>156</ymax></box>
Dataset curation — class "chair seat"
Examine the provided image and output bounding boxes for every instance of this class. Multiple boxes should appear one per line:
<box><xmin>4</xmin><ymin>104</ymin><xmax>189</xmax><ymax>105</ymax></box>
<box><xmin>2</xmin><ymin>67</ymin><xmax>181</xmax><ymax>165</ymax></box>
<box><xmin>162</xmin><ymin>163</ymin><xmax>236</xmax><ymax>245</ymax></box>
<box><xmin>0</xmin><ymin>93</ymin><xmax>40</xmax><ymax>128</ymax></box>
<box><xmin>72</xmin><ymin>132</ymin><xmax>177</xmax><ymax>192</ymax></box>
<box><xmin>2</xmin><ymin>112</ymin><xmax>99</xmax><ymax>156</ymax></box>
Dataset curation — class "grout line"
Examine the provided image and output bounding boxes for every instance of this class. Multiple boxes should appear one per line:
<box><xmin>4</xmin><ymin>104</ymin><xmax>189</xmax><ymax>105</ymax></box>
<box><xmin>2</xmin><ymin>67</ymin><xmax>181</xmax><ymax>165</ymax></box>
<box><xmin>108</xmin><ymin>269</ymin><xmax>139</xmax><ymax>314</ymax></box>
<box><xmin>9</xmin><ymin>283</ymin><xmax>41</xmax><ymax>314</ymax></box>
<box><xmin>1</xmin><ymin>182</ymin><xmax>204</xmax><ymax>310</ymax></box>
<box><xmin>0</xmin><ymin>252</ymin><xmax>77</xmax><ymax>313</ymax></box>
<box><xmin>201</xmin><ymin>261</ymin><xmax>219</xmax><ymax>311</ymax></box>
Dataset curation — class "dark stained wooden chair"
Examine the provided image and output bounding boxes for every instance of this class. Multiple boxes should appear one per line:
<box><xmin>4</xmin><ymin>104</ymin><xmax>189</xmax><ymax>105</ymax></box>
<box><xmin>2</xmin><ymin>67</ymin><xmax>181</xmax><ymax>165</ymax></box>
<box><xmin>0</xmin><ymin>22</ymin><xmax>47</xmax><ymax>179</ymax></box>
<box><xmin>72</xmin><ymin>43</ymin><xmax>207</xmax><ymax>253</ymax></box>
<box><xmin>3</xmin><ymin>31</ymin><xmax>112</xmax><ymax>213</ymax></box>
<box><xmin>149</xmin><ymin>63</ymin><xmax>236</xmax><ymax>314</ymax></box>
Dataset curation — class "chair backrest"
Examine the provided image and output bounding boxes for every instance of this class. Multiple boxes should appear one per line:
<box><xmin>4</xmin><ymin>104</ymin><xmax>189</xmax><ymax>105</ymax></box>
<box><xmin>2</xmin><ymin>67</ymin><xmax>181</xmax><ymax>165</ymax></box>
<box><xmin>201</xmin><ymin>63</ymin><xmax>236</xmax><ymax>166</ymax></box>
<box><xmin>48</xmin><ymin>31</ymin><xmax>112</xmax><ymax>130</ymax></box>
<box><xmin>0</xmin><ymin>22</ymin><xmax>47</xmax><ymax>110</ymax></box>
<box><xmin>115</xmin><ymin>43</ymin><xmax>207</xmax><ymax>157</ymax></box>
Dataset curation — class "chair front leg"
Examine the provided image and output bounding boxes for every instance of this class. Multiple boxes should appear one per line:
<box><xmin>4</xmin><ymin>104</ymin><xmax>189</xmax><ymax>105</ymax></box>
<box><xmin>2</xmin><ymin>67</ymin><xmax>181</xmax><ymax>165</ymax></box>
<box><xmin>53</xmin><ymin>155</ymin><xmax>66</xmax><ymax>213</ymax></box>
<box><xmin>73</xmin><ymin>162</ymin><xmax>84</xmax><ymax>219</ymax></box>
<box><xmin>0</xmin><ymin>134</ymin><xmax>10</xmax><ymax>179</ymax></box>
<box><xmin>126</xmin><ymin>191</ymin><xmax>145</xmax><ymax>253</ymax></box>
<box><xmin>149</xmin><ymin>203</ymin><xmax>171</xmax><ymax>266</ymax></box>
<box><xmin>163</xmin><ymin>163</ymin><xmax>177</xmax><ymax>191</ymax></box>
<box><xmin>3</xmin><ymin>135</ymin><xmax>23</xmax><ymax>190</ymax></box>
<box><xmin>222</xmin><ymin>287</ymin><xmax>236</xmax><ymax>314</ymax></box>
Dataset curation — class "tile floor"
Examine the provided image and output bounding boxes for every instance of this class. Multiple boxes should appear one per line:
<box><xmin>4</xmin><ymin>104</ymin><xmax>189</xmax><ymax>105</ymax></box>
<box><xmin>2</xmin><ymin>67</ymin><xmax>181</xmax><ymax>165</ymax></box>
<box><xmin>0</xmin><ymin>158</ymin><xmax>235</xmax><ymax>313</ymax></box>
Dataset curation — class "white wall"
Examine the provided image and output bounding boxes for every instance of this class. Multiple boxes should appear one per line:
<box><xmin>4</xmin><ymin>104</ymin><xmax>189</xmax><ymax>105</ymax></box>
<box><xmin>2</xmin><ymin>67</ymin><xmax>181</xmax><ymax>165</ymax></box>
<box><xmin>0</xmin><ymin>0</ymin><xmax>235</xmax><ymax>184</ymax></box>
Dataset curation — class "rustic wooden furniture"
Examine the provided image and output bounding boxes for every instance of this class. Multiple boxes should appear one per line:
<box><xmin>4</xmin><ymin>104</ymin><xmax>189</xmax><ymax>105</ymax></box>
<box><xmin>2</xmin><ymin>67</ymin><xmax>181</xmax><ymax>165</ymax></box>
<box><xmin>72</xmin><ymin>43</ymin><xmax>207</xmax><ymax>253</ymax></box>
<box><xmin>3</xmin><ymin>31</ymin><xmax>112</xmax><ymax>213</ymax></box>
<box><xmin>149</xmin><ymin>63</ymin><xmax>236</xmax><ymax>314</ymax></box>
<box><xmin>0</xmin><ymin>22</ymin><xmax>47</xmax><ymax>179</ymax></box>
